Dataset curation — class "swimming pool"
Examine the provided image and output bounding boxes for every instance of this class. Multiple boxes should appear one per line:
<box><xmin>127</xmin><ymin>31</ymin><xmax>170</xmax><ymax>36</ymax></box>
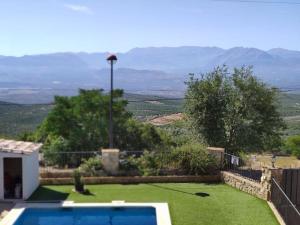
<box><xmin>13</xmin><ymin>207</ymin><xmax>156</xmax><ymax>225</ymax></box>
<box><xmin>0</xmin><ymin>202</ymin><xmax>172</xmax><ymax>225</ymax></box>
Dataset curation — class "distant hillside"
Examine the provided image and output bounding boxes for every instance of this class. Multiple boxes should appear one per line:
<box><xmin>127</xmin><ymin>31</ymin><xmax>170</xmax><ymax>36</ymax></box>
<box><xmin>0</xmin><ymin>92</ymin><xmax>299</xmax><ymax>138</ymax></box>
<box><xmin>1</xmin><ymin>46</ymin><xmax>300</xmax><ymax>94</ymax></box>
<box><xmin>0</xmin><ymin>93</ymin><xmax>184</xmax><ymax>137</ymax></box>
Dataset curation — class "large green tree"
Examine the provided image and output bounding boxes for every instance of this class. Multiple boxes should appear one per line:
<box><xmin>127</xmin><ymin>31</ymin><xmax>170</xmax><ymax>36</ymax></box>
<box><xmin>185</xmin><ymin>66</ymin><xmax>285</xmax><ymax>153</ymax></box>
<box><xmin>32</xmin><ymin>89</ymin><xmax>171</xmax><ymax>166</ymax></box>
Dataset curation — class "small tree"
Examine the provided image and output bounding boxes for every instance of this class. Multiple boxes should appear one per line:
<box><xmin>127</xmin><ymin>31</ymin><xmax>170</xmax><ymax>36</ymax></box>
<box><xmin>185</xmin><ymin>66</ymin><xmax>285</xmax><ymax>153</ymax></box>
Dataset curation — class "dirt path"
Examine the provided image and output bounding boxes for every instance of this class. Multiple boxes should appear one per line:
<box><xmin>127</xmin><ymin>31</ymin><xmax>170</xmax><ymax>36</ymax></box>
<box><xmin>148</xmin><ymin>113</ymin><xmax>184</xmax><ymax>126</ymax></box>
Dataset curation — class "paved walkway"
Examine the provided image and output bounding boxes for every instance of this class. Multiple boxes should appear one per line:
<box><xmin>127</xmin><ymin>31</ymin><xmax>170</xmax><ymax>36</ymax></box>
<box><xmin>0</xmin><ymin>202</ymin><xmax>14</xmax><ymax>221</ymax></box>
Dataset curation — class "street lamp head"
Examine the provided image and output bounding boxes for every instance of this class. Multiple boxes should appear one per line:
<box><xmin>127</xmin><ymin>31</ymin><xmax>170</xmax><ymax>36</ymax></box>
<box><xmin>106</xmin><ymin>54</ymin><xmax>117</xmax><ymax>64</ymax></box>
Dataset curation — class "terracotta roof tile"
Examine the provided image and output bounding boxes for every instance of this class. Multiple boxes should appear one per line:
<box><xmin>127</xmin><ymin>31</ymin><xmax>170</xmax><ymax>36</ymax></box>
<box><xmin>0</xmin><ymin>139</ymin><xmax>42</xmax><ymax>155</ymax></box>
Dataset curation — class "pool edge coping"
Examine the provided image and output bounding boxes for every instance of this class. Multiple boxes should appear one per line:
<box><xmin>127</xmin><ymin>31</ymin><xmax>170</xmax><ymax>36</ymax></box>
<box><xmin>0</xmin><ymin>201</ymin><xmax>172</xmax><ymax>225</ymax></box>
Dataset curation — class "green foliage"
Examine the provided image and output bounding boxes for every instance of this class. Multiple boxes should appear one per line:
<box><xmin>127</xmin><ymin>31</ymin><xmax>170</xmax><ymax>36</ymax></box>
<box><xmin>43</xmin><ymin>136</ymin><xmax>71</xmax><ymax>167</ymax></box>
<box><xmin>129</xmin><ymin>151</ymin><xmax>160</xmax><ymax>176</ymax></box>
<box><xmin>284</xmin><ymin>135</ymin><xmax>300</xmax><ymax>159</ymax></box>
<box><xmin>119</xmin><ymin>156</ymin><xmax>139</xmax><ymax>172</ymax></box>
<box><xmin>79</xmin><ymin>157</ymin><xmax>102</xmax><ymax>176</ymax></box>
<box><xmin>73</xmin><ymin>169</ymin><xmax>84</xmax><ymax>192</ymax></box>
<box><xmin>33</xmin><ymin>89</ymin><xmax>170</xmax><ymax>166</ymax></box>
<box><xmin>125</xmin><ymin>143</ymin><xmax>217</xmax><ymax>176</ymax></box>
<box><xmin>162</xmin><ymin>119</ymin><xmax>204</xmax><ymax>147</ymax></box>
<box><xmin>0</xmin><ymin>102</ymin><xmax>52</xmax><ymax>138</ymax></box>
<box><xmin>170</xmin><ymin>143</ymin><xmax>218</xmax><ymax>175</ymax></box>
<box><xmin>36</xmin><ymin>89</ymin><xmax>131</xmax><ymax>149</ymax></box>
<box><xmin>116</xmin><ymin>119</ymin><xmax>173</xmax><ymax>151</ymax></box>
<box><xmin>185</xmin><ymin>66</ymin><xmax>286</xmax><ymax>153</ymax></box>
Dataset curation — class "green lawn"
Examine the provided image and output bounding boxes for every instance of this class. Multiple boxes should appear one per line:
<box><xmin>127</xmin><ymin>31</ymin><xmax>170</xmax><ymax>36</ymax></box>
<box><xmin>29</xmin><ymin>183</ymin><xmax>278</xmax><ymax>225</ymax></box>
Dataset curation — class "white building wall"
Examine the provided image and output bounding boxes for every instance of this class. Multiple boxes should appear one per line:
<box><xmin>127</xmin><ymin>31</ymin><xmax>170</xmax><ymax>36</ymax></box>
<box><xmin>0</xmin><ymin>151</ymin><xmax>40</xmax><ymax>200</ymax></box>
<box><xmin>22</xmin><ymin>151</ymin><xmax>39</xmax><ymax>199</ymax></box>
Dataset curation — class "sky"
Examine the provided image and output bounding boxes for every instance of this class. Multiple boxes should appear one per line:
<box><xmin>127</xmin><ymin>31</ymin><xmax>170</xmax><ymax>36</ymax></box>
<box><xmin>0</xmin><ymin>0</ymin><xmax>300</xmax><ymax>56</ymax></box>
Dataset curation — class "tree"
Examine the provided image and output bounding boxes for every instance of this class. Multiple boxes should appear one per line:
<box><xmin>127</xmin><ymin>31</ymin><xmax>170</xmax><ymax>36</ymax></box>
<box><xmin>185</xmin><ymin>66</ymin><xmax>285</xmax><ymax>153</ymax></box>
<box><xmin>33</xmin><ymin>89</ymin><xmax>171</xmax><ymax>166</ymax></box>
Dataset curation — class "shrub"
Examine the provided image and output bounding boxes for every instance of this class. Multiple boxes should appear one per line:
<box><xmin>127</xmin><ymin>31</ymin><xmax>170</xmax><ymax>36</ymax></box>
<box><xmin>119</xmin><ymin>156</ymin><xmax>139</xmax><ymax>171</ymax></box>
<box><xmin>120</xmin><ymin>144</ymin><xmax>218</xmax><ymax>176</ymax></box>
<box><xmin>171</xmin><ymin>143</ymin><xmax>218</xmax><ymax>175</ymax></box>
<box><xmin>73</xmin><ymin>169</ymin><xmax>84</xmax><ymax>192</ymax></box>
<box><xmin>131</xmin><ymin>151</ymin><xmax>160</xmax><ymax>176</ymax></box>
<box><xmin>284</xmin><ymin>135</ymin><xmax>300</xmax><ymax>159</ymax></box>
<box><xmin>79</xmin><ymin>157</ymin><xmax>102</xmax><ymax>176</ymax></box>
<box><xmin>43</xmin><ymin>136</ymin><xmax>71</xmax><ymax>167</ymax></box>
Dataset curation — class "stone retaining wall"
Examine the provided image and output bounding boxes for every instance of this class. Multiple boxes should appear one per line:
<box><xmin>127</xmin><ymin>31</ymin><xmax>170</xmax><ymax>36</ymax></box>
<box><xmin>221</xmin><ymin>171</ymin><xmax>268</xmax><ymax>200</ymax></box>
<box><xmin>40</xmin><ymin>174</ymin><xmax>221</xmax><ymax>185</ymax></box>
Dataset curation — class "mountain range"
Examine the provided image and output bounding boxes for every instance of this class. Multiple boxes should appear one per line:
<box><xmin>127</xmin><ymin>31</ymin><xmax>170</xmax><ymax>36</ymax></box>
<box><xmin>1</xmin><ymin>46</ymin><xmax>300</xmax><ymax>99</ymax></box>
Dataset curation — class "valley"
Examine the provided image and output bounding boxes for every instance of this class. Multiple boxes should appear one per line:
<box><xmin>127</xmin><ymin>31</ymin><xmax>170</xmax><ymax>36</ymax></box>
<box><xmin>0</xmin><ymin>91</ymin><xmax>299</xmax><ymax>138</ymax></box>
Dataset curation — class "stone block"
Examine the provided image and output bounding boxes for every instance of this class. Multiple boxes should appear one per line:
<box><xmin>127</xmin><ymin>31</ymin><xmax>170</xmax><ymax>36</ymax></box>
<box><xmin>101</xmin><ymin>149</ymin><xmax>119</xmax><ymax>175</ymax></box>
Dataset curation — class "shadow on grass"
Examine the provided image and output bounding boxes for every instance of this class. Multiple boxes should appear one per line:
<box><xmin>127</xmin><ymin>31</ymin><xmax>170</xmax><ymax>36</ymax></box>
<box><xmin>195</xmin><ymin>192</ymin><xmax>210</xmax><ymax>197</ymax></box>
<box><xmin>147</xmin><ymin>184</ymin><xmax>210</xmax><ymax>197</ymax></box>
<box><xmin>81</xmin><ymin>189</ymin><xmax>94</xmax><ymax>196</ymax></box>
<box><xmin>28</xmin><ymin>186</ymin><xmax>69</xmax><ymax>201</ymax></box>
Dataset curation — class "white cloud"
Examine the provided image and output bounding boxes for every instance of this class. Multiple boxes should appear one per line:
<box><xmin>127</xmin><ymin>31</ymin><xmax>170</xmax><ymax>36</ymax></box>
<box><xmin>64</xmin><ymin>4</ymin><xmax>93</xmax><ymax>15</ymax></box>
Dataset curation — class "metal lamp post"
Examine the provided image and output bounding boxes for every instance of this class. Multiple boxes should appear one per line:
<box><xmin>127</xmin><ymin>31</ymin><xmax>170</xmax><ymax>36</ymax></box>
<box><xmin>106</xmin><ymin>54</ymin><xmax>117</xmax><ymax>149</ymax></box>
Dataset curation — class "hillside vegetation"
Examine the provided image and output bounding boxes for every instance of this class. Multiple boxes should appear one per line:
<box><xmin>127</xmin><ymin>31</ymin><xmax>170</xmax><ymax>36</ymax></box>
<box><xmin>0</xmin><ymin>92</ymin><xmax>299</xmax><ymax>138</ymax></box>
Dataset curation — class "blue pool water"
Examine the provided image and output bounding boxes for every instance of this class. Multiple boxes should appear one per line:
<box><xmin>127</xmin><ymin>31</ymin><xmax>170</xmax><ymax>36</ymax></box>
<box><xmin>13</xmin><ymin>207</ymin><xmax>157</xmax><ymax>225</ymax></box>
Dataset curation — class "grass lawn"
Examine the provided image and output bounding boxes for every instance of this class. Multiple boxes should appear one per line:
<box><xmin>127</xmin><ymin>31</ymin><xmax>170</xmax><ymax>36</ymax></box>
<box><xmin>29</xmin><ymin>183</ymin><xmax>278</xmax><ymax>225</ymax></box>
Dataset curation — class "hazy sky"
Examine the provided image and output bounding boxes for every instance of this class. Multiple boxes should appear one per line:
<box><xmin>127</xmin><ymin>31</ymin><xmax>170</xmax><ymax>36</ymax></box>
<box><xmin>1</xmin><ymin>0</ymin><xmax>300</xmax><ymax>56</ymax></box>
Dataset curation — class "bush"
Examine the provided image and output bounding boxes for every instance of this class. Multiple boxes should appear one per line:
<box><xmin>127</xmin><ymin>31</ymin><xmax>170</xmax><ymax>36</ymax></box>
<box><xmin>119</xmin><ymin>143</ymin><xmax>218</xmax><ymax>176</ymax></box>
<box><xmin>171</xmin><ymin>143</ymin><xmax>218</xmax><ymax>175</ymax></box>
<box><xmin>43</xmin><ymin>136</ymin><xmax>71</xmax><ymax>167</ymax></box>
<box><xmin>284</xmin><ymin>135</ymin><xmax>300</xmax><ymax>159</ymax></box>
<box><xmin>119</xmin><ymin>156</ymin><xmax>139</xmax><ymax>171</ymax></box>
<box><xmin>130</xmin><ymin>151</ymin><xmax>160</xmax><ymax>176</ymax></box>
<box><xmin>73</xmin><ymin>169</ymin><xmax>84</xmax><ymax>192</ymax></box>
<box><xmin>79</xmin><ymin>157</ymin><xmax>102</xmax><ymax>176</ymax></box>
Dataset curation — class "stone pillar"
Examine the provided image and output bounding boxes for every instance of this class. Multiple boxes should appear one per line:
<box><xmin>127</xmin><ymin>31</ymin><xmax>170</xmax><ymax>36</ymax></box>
<box><xmin>101</xmin><ymin>149</ymin><xmax>120</xmax><ymax>175</ymax></box>
<box><xmin>261</xmin><ymin>167</ymin><xmax>272</xmax><ymax>200</ymax></box>
<box><xmin>207</xmin><ymin>147</ymin><xmax>225</xmax><ymax>168</ymax></box>
<box><xmin>261</xmin><ymin>167</ymin><xmax>283</xmax><ymax>200</ymax></box>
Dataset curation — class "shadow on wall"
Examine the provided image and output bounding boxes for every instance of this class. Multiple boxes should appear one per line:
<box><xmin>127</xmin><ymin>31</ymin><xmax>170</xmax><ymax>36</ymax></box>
<box><xmin>27</xmin><ymin>186</ymin><xmax>69</xmax><ymax>201</ymax></box>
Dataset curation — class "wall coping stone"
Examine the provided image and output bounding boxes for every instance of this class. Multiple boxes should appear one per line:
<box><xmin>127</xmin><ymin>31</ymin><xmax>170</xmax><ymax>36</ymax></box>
<box><xmin>40</xmin><ymin>174</ymin><xmax>221</xmax><ymax>185</ymax></box>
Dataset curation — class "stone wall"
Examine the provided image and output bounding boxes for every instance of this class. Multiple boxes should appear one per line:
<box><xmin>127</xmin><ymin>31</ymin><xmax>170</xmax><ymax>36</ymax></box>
<box><xmin>40</xmin><ymin>174</ymin><xmax>221</xmax><ymax>185</ymax></box>
<box><xmin>221</xmin><ymin>171</ymin><xmax>268</xmax><ymax>200</ymax></box>
<box><xmin>221</xmin><ymin>167</ymin><xmax>282</xmax><ymax>200</ymax></box>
